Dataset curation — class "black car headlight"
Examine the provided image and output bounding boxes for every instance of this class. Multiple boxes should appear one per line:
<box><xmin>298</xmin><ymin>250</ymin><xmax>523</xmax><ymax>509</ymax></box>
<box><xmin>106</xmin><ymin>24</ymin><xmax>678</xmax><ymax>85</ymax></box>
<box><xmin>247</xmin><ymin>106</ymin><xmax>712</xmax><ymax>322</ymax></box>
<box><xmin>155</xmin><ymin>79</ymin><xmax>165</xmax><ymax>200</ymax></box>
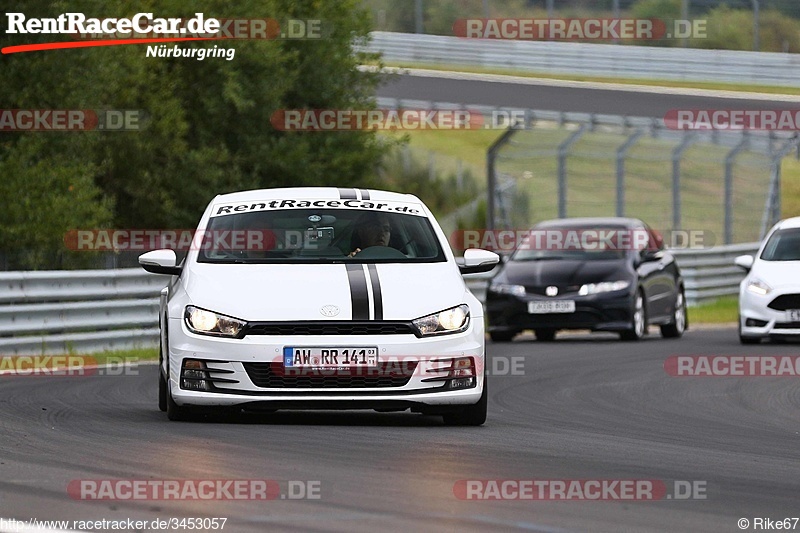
<box><xmin>488</xmin><ymin>282</ymin><xmax>526</xmax><ymax>297</ymax></box>
<box><xmin>578</xmin><ymin>280</ymin><xmax>631</xmax><ymax>296</ymax></box>
<box><xmin>184</xmin><ymin>305</ymin><xmax>247</xmax><ymax>337</ymax></box>
<box><xmin>412</xmin><ymin>305</ymin><xmax>470</xmax><ymax>337</ymax></box>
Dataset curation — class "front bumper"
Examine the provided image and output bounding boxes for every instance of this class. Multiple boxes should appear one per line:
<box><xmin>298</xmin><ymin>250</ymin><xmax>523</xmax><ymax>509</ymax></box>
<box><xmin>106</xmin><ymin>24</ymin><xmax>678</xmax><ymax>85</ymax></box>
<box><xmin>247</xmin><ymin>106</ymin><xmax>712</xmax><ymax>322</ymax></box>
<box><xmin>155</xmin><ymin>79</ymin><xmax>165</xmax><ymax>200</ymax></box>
<box><xmin>166</xmin><ymin>317</ymin><xmax>485</xmax><ymax>409</ymax></box>
<box><xmin>486</xmin><ymin>290</ymin><xmax>634</xmax><ymax>333</ymax></box>
<box><xmin>739</xmin><ymin>288</ymin><xmax>800</xmax><ymax>338</ymax></box>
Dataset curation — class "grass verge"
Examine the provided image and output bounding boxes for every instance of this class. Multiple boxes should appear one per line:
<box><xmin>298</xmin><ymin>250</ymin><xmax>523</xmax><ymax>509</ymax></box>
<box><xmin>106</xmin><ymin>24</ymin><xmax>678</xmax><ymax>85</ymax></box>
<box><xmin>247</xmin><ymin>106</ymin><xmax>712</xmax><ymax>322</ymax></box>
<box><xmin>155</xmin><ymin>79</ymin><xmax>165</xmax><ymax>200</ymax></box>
<box><xmin>688</xmin><ymin>296</ymin><xmax>738</xmax><ymax>325</ymax></box>
<box><xmin>380</xmin><ymin>61</ymin><xmax>800</xmax><ymax>96</ymax></box>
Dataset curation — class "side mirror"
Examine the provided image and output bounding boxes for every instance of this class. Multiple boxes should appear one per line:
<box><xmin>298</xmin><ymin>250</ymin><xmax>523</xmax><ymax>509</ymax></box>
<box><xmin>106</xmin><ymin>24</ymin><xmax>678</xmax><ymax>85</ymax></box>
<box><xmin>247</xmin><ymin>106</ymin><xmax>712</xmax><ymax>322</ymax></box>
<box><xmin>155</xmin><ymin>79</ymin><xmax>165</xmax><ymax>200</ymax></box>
<box><xmin>734</xmin><ymin>254</ymin><xmax>754</xmax><ymax>271</ymax></box>
<box><xmin>139</xmin><ymin>249</ymin><xmax>182</xmax><ymax>276</ymax></box>
<box><xmin>640</xmin><ymin>250</ymin><xmax>663</xmax><ymax>263</ymax></box>
<box><xmin>459</xmin><ymin>248</ymin><xmax>500</xmax><ymax>274</ymax></box>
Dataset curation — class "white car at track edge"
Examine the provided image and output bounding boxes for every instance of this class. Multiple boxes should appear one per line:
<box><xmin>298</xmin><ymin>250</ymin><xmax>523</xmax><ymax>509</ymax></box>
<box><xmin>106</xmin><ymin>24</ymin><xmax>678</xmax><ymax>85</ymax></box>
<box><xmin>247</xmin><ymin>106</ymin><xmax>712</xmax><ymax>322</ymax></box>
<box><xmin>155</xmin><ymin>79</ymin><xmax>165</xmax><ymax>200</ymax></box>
<box><xmin>736</xmin><ymin>216</ymin><xmax>800</xmax><ymax>344</ymax></box>
<box><xmin>139</xmin><ymin>187</ymin><xmax>499</xmax><ymax>425</ymax></box>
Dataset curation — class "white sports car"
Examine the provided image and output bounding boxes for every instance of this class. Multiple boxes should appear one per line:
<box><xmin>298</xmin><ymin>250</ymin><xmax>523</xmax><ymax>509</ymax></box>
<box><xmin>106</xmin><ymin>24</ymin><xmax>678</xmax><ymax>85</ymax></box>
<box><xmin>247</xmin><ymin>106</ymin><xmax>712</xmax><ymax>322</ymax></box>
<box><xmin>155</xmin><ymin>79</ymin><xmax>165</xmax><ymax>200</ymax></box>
<box><xmin>736</xmin><ymin>216</ymin><xmax>800</xmax><ymax>344</ymax></box>
<box><xmin>139</xmin><ymin>187</ymin><xmax>499</xmax><ymax>424</ymax></box>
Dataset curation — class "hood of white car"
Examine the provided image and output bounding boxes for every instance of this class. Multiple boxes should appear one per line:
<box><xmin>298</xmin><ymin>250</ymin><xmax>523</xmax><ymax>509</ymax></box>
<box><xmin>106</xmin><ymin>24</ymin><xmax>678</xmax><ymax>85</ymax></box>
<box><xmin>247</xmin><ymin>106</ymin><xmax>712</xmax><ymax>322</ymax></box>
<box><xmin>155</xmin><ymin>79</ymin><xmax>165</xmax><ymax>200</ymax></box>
<box><xmin>183</xmin><ymin>262</ymin><xmax>466</xmax><ymax>321</ymax></box>
<box><xmin>751</xmin><ymin>260</ymin><xmax>800</xmax><ymax>290</ymax></box>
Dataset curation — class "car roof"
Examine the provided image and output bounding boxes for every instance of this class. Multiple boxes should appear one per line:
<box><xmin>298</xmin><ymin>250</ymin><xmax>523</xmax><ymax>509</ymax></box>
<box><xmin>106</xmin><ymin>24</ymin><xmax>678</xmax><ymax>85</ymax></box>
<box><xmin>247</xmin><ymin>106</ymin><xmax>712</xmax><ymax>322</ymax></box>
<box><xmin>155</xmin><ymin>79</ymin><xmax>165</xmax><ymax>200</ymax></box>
<box><xmin>534</xmin><ymin>217</ymin><xmax>645</xmax><ymax>229</ymax></box>
<box><xmin>776</xmin><ymin>216</ymin><xmax>800</xmax><ymax>230</ymax></box>
<box><xmin>213</xmin><ymin>187</ymin><xmax>422</xmax><ymax>204</ymax></box>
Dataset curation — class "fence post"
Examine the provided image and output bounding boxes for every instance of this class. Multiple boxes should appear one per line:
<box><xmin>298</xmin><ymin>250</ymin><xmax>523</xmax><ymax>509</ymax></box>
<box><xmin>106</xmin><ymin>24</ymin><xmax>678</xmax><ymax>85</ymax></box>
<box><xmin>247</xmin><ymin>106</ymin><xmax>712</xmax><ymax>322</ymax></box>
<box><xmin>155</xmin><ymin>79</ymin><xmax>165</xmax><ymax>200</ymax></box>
<box><xmin>760</xmin><ymin>136</ymin><xmax>800</xmax><ymax>237</ymax></box>
<box><xmin>724</xmin><ymin>132</ymin><xmax>749</xmax><ymax>244</ymax></box>
<box><xmin>672</xmin><ymin>133</ymin><xmax>697</xmax><ymax>231</ymax></box>
<box><xmin>558</xmin><ymin>124</ymin><xmax>589</xmax><ymax>218</ymax></box>
<box><xmin>486</xmin><ymin>124</ymin><xmax>520</xmax><ymax>231</ymax></box>
<box><xmin>616</xmin><ymin>129</ymin><xmax>645</xmax><ymax>217</ymax></box>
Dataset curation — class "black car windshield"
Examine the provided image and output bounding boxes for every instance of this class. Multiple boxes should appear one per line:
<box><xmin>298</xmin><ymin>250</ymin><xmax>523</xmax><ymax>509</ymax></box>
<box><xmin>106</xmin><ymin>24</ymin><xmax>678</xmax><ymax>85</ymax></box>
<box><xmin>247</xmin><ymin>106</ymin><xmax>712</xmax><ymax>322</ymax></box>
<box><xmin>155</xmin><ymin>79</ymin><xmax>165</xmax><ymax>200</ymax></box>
<box><xmin>760</xmin><ymin>228</ymin><xmax>800</xmax><ymax>261</ymax></box>
<box><xmin>511</xmin><ymin>226</ymin><xmax>636</xmax><ymax>261</ymax></box>
<box><xmin>197</xmin><ymin>208</ymin><xmax>445</xmax><ymax>263</ymax></box>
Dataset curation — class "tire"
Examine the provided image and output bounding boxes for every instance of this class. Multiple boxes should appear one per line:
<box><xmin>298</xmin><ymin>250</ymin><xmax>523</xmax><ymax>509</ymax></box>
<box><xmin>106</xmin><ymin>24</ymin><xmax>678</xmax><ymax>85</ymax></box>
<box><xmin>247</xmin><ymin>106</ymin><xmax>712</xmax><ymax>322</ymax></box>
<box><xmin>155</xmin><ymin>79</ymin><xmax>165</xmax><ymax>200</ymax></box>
<box><xmin>158</xmin><ymin>369</ymin><xmax>168</xmax><ymax>412</ymax></box>
<box><xmin>489</xmin><ymin>330</ymin><xmax>515</xmax><ymax>342</ymax></box>
<box><xmin>534</xmin><ymin>328</ymin><xmax>556</xmax><ymax>342</ymax></box>
<box><xmin>660</xmin><ymin>290</ymin><xmax>687</xmax><ymax>338</ymax></box>
<box><xmin>442</xmin><ymin>378</ymin><xmax>488</xmax><ymax>426</ymax></box>
<box><xmin>158</xmin><ymin>340</ymin><xmax>167</xmax><ymax>412</ymax></box>
<box><xmin>166</xmin><ymin>380</ymin><xmax>189</xmax><ymax>421</ymax></box>
<box><xmin>738</xmin><ymin>315</ymin><xmax>761</xmax><ymax>344</ymax></box>
<box><xmin>620</xmin><ymin>290</ymin><xmax>647</xmax><ymax>341</ymax></box>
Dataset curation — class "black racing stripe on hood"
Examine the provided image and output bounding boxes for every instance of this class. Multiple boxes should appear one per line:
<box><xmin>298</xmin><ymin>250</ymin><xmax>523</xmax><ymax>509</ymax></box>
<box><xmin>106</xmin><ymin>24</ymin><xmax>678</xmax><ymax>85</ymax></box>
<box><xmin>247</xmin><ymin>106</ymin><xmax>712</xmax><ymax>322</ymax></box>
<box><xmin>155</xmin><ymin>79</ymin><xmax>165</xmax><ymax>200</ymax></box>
<box><xmin>346</xmin><ymin>264</ymin><xmax>370</xmax><ymax>320</ymax></box>
<box><xmin>367</xmin><ymin>264</ymin><xmax>383</xmax><ymax>320</ymax></box>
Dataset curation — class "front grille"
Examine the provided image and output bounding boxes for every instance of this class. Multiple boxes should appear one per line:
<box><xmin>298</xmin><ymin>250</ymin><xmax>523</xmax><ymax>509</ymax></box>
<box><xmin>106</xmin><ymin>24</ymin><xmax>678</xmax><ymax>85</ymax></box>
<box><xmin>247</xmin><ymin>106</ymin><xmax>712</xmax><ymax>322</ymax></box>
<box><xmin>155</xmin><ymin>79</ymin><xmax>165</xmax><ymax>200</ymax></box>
<box><xmin>244</xmin><ymin>321</ymin><xmax>416</xmax><ymax>336</ymax></box>
<box><xmin>768</xmin><ymin>294</ymin><xmax>800</xmax><ymax>311</ymax></box>
<box><xmin>244</xmin><ymin>362</ymin><xmax>418</xmax><ymax>388</ymax></box>
<box><xmin>525</xmin><ymin>285</ymin><xmax>581</xmax><ymax>297</ymax></box>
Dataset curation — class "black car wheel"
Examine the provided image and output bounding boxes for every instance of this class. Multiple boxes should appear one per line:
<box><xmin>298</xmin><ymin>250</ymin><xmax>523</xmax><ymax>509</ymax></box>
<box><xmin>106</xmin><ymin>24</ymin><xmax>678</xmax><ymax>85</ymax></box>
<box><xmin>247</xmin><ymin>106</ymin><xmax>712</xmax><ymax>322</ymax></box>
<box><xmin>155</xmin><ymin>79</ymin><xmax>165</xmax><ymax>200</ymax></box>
<box><xmin>490</xmin><ymin>330</ymin><xmax>516</xmax><ymax>342</ymax></box>
<box><xmin>620</xmin><ymin>290</ymin><xmax>647</xmax><ymax>341</ymax></box>
<box><xmin>442</xmin><ymin>378</ymin><xmax>487</xmax><ymax>426</ymax></box>
<box><xmin>660</xmin><ymin>290</ymin><xmax>687</xmax><ymax>338</ymax></box>
<box><xmin>158</xmin><ymin>341</ymin><xmax>167</xmax><ymax>412</ymax></box>
<box><xmin>535</xmin><ymin>328</ymin><xmax>556</xmax><ymax>342</ymax></box>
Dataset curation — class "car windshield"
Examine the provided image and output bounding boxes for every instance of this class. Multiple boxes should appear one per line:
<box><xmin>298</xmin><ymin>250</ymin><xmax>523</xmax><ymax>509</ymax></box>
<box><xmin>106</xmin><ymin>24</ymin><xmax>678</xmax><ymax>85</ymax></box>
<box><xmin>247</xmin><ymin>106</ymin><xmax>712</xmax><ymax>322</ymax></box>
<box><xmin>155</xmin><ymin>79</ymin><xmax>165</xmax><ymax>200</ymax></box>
<box><xmin>760</xmin><ymin>227</ymin><xmax>800</xmax><ymax>261</ymax></box>
<box><xmin>511</xmin><ymin>226</ymin><xmax>634</xmax><ymax>262</ymax></box>
<box><xmin>197</xmin><ymin>208</ymin><xmax>445</xmax><ymax>263</ymax></box>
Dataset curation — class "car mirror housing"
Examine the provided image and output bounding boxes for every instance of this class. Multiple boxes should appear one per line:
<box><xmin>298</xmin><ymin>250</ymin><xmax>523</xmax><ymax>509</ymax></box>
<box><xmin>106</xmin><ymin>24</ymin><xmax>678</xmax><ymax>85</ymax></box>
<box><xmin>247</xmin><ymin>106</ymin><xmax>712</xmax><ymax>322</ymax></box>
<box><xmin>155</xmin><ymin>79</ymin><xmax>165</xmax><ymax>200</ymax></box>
<box><xmin>459</xmin><ymin>248</ymin><xmax>500</xmax><ymax>274</ymax></box>
<box><xmin>139</xmin><ymin>249</ymin><xmax>182</xmax><ymax>276</ymax></box>
<box><xmin>639</xmin><ymin>250</ymin><xmax>663</xmax><ymax>263</ymax></box>
<box><xmin>734</xmin><ymin>254</ymin><xmax>754</xmax><ymax>271</ymax></box>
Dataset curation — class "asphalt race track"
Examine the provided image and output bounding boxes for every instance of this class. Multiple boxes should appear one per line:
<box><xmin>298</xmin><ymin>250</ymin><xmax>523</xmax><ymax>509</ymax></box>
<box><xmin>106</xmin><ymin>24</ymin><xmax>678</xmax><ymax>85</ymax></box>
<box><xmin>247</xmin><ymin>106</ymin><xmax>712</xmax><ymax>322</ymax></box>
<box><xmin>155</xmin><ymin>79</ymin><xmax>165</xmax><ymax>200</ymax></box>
<box><xmin>1</xmin><ymin>328</ymin><xmax>798</xmax><ymax>532</ymax></box>
<box><xmin>376</xmin><ymin>70</ymin><xmax>800</xmax><ymax>118</ymax></box>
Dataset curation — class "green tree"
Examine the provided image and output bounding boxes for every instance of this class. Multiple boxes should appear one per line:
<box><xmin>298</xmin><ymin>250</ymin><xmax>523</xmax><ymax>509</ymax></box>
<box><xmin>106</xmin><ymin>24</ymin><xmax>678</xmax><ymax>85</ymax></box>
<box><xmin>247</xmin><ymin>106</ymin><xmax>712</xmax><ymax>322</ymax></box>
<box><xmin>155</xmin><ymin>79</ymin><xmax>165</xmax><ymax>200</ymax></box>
<box><xmin>1</xmin><ymin>0</ymin><xmax>390</xmax><ymax>268</ymax></box>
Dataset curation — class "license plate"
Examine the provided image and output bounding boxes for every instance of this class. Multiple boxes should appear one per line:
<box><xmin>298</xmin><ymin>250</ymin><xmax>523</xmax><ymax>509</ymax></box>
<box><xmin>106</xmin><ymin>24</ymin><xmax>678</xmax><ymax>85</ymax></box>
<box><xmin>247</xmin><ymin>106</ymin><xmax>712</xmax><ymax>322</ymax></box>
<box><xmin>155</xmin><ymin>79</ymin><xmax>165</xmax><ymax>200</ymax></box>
<box><xmin>283</xmin><ymin>347</ymin><xmax>378</xmax><ymax>368</ymax></box>
<box><xmin>787</xmin><ymin>310</ymin><xmax>800</xmax><ymax>321</ymax></box>
<box><xmin>528</xmin><ymin>300</ymin><xmax>576</xmax><ymax>314</ymax></box>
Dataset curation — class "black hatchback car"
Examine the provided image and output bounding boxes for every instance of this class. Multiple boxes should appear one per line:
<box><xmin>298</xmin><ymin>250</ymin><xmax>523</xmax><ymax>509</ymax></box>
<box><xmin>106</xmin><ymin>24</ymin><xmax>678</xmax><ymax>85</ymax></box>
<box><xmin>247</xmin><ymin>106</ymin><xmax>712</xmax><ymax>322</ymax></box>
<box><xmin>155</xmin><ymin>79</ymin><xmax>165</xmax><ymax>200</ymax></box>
<box><xmin>486</xmin><ymin>218</ymin><xmax>687</xmax><ymax>342</ymax></box>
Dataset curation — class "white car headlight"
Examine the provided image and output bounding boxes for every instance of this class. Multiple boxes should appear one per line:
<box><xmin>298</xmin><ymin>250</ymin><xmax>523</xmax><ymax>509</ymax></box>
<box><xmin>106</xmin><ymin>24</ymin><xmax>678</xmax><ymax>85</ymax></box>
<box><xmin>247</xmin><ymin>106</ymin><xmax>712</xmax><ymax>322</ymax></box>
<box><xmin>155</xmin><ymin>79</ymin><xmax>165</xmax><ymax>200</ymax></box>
<box><xmin>578</xmin><ymin>280</ymin><xmax>631</xmax><ymax>296</ymax></box>
<box><xmin>185</xmin><ymin>306</ymin><xmax>247</xmax><ymax>337</ymax></box>
<box><xmin>746</xmin><ymin>278</ymin><xmax>771</xmax><ymax>296</ymax></box>
<box><xmin>412</xmin><ymin>305</ymin><xmax>470</xmax><ymax>337</ymax></box>
<box><xmin>489</xmin><ymin>282</ymin><xmax>526</xmax><ymax>297</ymax></box>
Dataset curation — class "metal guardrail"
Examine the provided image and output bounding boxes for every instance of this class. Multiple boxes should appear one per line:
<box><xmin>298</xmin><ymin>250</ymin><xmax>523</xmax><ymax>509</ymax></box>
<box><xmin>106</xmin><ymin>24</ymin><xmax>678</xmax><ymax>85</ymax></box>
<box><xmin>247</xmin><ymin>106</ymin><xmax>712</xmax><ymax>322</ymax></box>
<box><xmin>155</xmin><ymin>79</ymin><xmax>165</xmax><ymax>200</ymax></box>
<box><xmin>0</xmin><ymin>245</ymin><xmax>758</xmax><ymax>354</ymax></box>
<box><xmin>0</xmin><ymin>269</ymin><xmax>165</xmax><ymax>355</ymax></box>
<box><xmin>365</xmin><ymin>32</ymin><xmax>800</xmax><ymax>87</ymax></box>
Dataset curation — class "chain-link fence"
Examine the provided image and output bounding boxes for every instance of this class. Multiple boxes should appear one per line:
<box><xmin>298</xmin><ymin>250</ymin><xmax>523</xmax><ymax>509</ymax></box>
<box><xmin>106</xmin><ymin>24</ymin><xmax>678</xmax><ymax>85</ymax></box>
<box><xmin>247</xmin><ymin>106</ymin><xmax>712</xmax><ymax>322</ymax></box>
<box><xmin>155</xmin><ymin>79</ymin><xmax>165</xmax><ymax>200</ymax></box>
<box><xmin>490</xmin><ymin>113</ymin><xmax>798</xmax><ymax>244</ymax></box>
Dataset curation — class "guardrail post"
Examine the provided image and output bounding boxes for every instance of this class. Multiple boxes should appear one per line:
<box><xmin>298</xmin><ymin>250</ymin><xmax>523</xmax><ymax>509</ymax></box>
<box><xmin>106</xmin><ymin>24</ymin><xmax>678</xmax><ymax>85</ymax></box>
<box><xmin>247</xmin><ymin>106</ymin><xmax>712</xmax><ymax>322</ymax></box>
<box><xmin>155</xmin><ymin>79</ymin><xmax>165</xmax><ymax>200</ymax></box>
<box><xmin>616</xmin><ymin>129</ymin><xmax>645</xmax><ymax>217</ymax></box>
<box><xmin>557</xmin><ymin>124</ymin><xmax>589</xmax><ymax>218</ymax></box>
<box><xmin>672</xmin><ymin>133</ymin><xmax>697</xmax><ymax>230</ymax></box>
<box><xmin>724</xmin><ymin>132</ymin><xmax>749</xmax><ymax>244</ymax></box>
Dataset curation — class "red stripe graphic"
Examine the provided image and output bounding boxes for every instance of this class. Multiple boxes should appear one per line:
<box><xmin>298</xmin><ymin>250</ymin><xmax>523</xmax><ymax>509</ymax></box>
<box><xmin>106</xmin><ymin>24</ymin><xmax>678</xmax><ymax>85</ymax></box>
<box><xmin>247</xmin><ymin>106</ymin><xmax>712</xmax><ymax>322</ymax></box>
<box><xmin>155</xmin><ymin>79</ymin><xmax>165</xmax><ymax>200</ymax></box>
<box><xmin>2</xmin><ymin>37</ymin><xmax>221</xmax><ymax>55</ymax></box>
